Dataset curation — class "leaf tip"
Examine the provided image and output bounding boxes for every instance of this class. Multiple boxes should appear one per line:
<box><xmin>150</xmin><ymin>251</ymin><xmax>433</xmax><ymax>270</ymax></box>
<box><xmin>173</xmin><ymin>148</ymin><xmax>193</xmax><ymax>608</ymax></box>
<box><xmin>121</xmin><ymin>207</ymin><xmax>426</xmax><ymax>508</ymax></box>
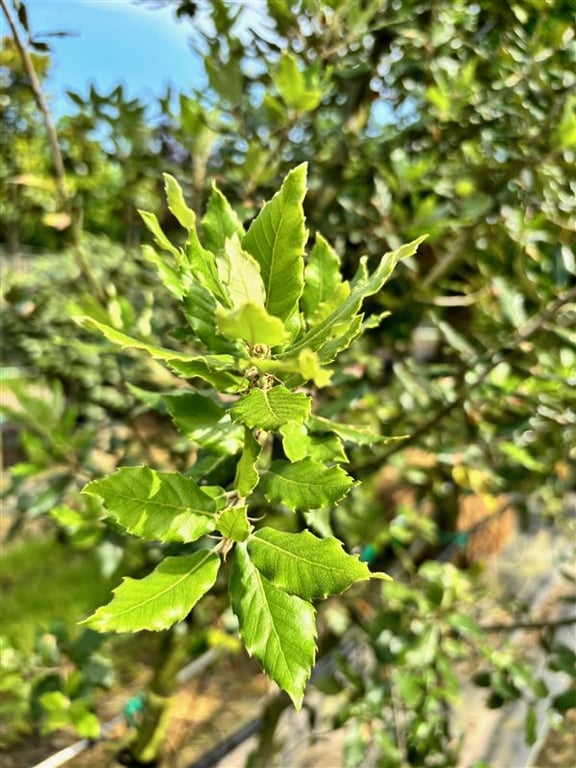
<box><xmin>371</xmin><ymin>571</ymin><xmax>394</xmax><ymax>582</ymax></box>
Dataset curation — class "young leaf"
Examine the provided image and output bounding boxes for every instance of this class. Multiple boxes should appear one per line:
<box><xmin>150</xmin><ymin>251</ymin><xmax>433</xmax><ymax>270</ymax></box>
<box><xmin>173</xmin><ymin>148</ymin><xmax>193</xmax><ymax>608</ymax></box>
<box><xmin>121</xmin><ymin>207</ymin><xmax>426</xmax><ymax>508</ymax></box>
<box><xmin>164</xmin><ymin>393</ymin><xmax>243</xmax><ymax>455</ymax></box>
<box><xmin>218</xmin><ymin>505</ymin><xmax>251</xmax><ymax>542</ymax></box>
<box><xmin>138</xmin><ymin>210</ymin><xmax>180</xmax><ymax>257</ymax></box>
<box><xmin>234</xmin><ymin>427</ymin><xmax>262</xmax><ymax>497</ymax></box>
<box><xmin>279</xmin><ymin>421</ymin><xmax>310</xmax><ymax>462</ymax></box>
<box><xmin>74</xmin><ymin>316</ymin><xmax>241</xmax><ymax>368</ymax></box>
<box><xmin>167</xmin><ymin>359</ymin><xmax>243</xmax><ymax>392</ymax></box>
<box><xmin>163</xmin><ymin>173</ymin><xmax>196</xmax><ymax>231</ymax></box>
<box><xmin>280</xmin><ymin>422</ymin><xmax>347</xmax><ymax>463</ymax></box>
<box><xmin>186</xmin><ymin>223</ymin><xmax>230</xmax><ymax>307</ymax></box>
<box><xmin>230</xmin><ymin>385</ymin><xmax>311</xmax><ymax>430</ymax></box>
<box><xmin>230</xmin><ymin>543</ymin><xmax>316</xmax><ymax>709</ymax></box>
<box><xmin>163</xmin><ymin>392</ymin><xmax>225</xmax><ymax>434</ymax></box>
<box><xmin>164</xmin><ymin>394</ymin><xmax>243</xmax><ymax>454</ymax></box>
<box><xmin>248</xmin><ymin>528</ymin><xmax>388</xmax><ymax>600</ymax></box>
<box><xmin>202</xmin><ymin>184</ymin><xmax>245</xmax><ymax>255</ymax></box>
<box><xmin>315</xmin><ymin>313</ymin><xmax>363</xmax><ymax>365</ymax></box>
<box><xmin>242</xmin><ymin>164</ymin><xmax>308</xmax><ymax>320</ymax></box>
<box><xmin>83</xmin><ymin>551</ymin><xmax>220</xmax><ymax>632</ymax></box>
<box><xmin>302</xmin><ymin>233</ymin><xmax>345</xmax><ymax>321</ymax></box>
<box><xmin>281</xmin><ymin>236</ymin><xmax>426</xmax><ymax>360</ymax></box>
<box><xmin>260</xmin><ymin>458</ymin><xmax>355</xmax><ymax>511</ymax></box>
<box><xmin>83</xmin><ymin>467</ymin><xmax>219</xmax><ymax>542</ymax></box>
<box><xmin>182</xmin><ymin>281</ymin><xmax>240</xmax><ymax>354</ymax></box>
<box><xmin>143</xmin><ymin>245</ymin><xmax>183</xmax><ymax>299</ymax></box>
<box><xmin>216</xmin><ymin>302</ymin><xmax>288</xmax><ymax>346</ymax></box>
<box><xmin>252</xmin><ymin>348</ymin><xmax>332</xmax><ymax>387</ymax></box>
<box><xmin>308</xmin><ymin>415</ymin><xmax>387</xmax><ymax>446</ymax></box>
<box><xmin>216</xmin><ymin>235</ymin><xmax>266</xmax><ymax>309</ymax></box>
<box><xmin>274</xmin><ymin>53</ymin><xmax>323</xmax><ymax>113</ymax></box>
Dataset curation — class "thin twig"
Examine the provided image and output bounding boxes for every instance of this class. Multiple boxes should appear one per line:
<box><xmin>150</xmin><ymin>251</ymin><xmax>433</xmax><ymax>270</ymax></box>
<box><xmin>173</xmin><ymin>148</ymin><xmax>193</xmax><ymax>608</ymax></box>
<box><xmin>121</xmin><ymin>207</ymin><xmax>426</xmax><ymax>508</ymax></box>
<box><xmin>479</xmin><ymin>615</ymin><xmax>576</xmax><ymax>633</ymax></box>
<box><xmin>378</xmin><ymin>285</ymin><xmax>576</xmax><ymax>463</ymax></box>
<box><xmin>1</xmin><ymin>0</ymin><xmax>69</xmax><ymax>208</ymax></box>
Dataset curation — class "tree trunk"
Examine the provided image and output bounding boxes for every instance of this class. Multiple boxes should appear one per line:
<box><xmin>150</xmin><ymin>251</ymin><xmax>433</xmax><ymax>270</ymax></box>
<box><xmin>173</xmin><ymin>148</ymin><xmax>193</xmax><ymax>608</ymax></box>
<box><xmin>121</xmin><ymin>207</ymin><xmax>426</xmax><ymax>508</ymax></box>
<box><xmin>119</xmin><ymin>624</ymin><xmax>190</xmax><ymax>767</ymax></box>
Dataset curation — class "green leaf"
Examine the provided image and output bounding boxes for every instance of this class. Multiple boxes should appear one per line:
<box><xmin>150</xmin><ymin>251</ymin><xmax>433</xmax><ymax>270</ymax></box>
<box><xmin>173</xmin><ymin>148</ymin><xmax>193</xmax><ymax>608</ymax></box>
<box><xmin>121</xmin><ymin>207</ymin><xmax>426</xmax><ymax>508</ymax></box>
<box><xmin>182</xmin><ymin>281</ymin><xmax>239</xmax><ymax>354</ymax></box>
<box><xmin>83</xmin><ymin>551</ymin><xmax>220</xmax><ymax>632</ymax></box>
<box><xmin>217</xmin><ymin>235</ymin><xmax>266</xmax><ymax>309</ymax></box>
<box><xmin>281</xmin><ymin>236</ymin><xmax>426</xmax><ymax>361</ymax></box>
<box><xmin>83</xmin><ymin>467</ymin><xmax>219</xmax><ymax>542</ymax></box>
<box><xmin>302</xmin><ymin>234</ymin><xmax>345</xmax><ymax>321</ymax></box>
<box><xmin>74</xmin><ymin>316</ymin><xmax>241</xmax><ymax>368</ymax></box>
<box><xmin>251</xmin><ymin>348</ymin><xmax>332</xmax><ymax>387</ymax></box>
<box><xmin>143</xmin><ymin>245</ymin><xmax>183</xmax><ymax>299</ymax></box>
<box><xmin>315</xmin><ymin>313</ymin><xmax>363</xmax><ymax>365</ymax></box>
<box><xmin>163</xmin><ymin>392</ymin><xmax>225</xmax><ymax>434</ymax></box>
<box><xmin>248</xmin><ymin>528</ymin><xmax>387</xmax><ymax>600</ymax></box>
<box><xmin>230</xmin><ymin>385</ymin><xmax>311</xmax><ymax>430</ymax></box>
<box><xmin>280</xmin><ymin>421</ymin><xmax>311</xmax><ymax>462</ymax></box>
<box><xmin>218</xmin><ymin>505</ymin><xmax>251</xmax><ymax>542</ymax></box>
<box><xmin>305</xmin><ymin>282</ymin><xmax>351</xmax><ymax>328</ymax></box>
<box><xmin>498</xmin><ymin>442</ymin><xmax>546</xmax><ymax>472</ymax></box>
<box><xmin>38</xmin><ymin>691</ymin><xmax>69</xmax><ymax>715</ymax></box>
<box><xmin>280</xmin><ymin>421</ymin><xmax>347</xmax><ymax>463</ymax></box>
<box><xmin>446</xmin><ymin>613</ymin><xmax>482</xmax><ymax>637</ymax></box>
<box><xmin>163</xmin><ymin>173</ymin><xmax>195</xmax><ymax>230</ymax></box>
<box><xmin>242</xmin><ymin>164</ymin><xmax>308</xmax><ymax>320</ymax></box>
<box><xmin>205</xmin><ymin>56</ymin><xmax>243</xmax><ymax>105</ymax></box>
<box><xmin>138</xmin><ymin>210</ymin><xmax>180</xmax><ymax>257</ymax></box>
<box><xmin>308</xmin><ymin>415</ymin><xmax>387</xmax><ymax>446</ymax></box>
<box><xmin>202</xmin><ymin>184</ymin><xmax>245</xmax><ymax>255</ymax></box>
<box><xmin>525</xmin><ymin>702</ymin><xmax>537</xmax><ymax>746</ymax></box>
<box><xmin>260</xmin><ymin>458</ymin><xmax>355</xmax><ymax>511</ymax></box>
<box><xmin>167</xmin><ymin>359</ymin><xmax>243</xmax><ymax>392</ymax></box>
<box><xmin>185</xmin><ymin>225</ymin><xmax>229</xmax><ymax>306</ymax></box>
<box><xmin>274</xmin><ymin>53</ymin><xmax>323</xmax><ymax>112</ymax></box>
<box><xmin>230</xmin><ymin>543</ymin><xmax>316</xmax><ymax>709</ymax></box>
<box><xmin>552</xmin><ymin>689</ymin><xmax>576</xmax><ymax>713</ymax></box>
<box><xmin>69</xmin><ymin>705</ymin><xmax>101</xmax><ymax>740</ymax></box>
<box><xmin>234</xmin><ymin>427</ymin><xmax>262</xmax><ymax>496</ymax></box>
<box><xmin>216</xmin><ymin>302</ymin><xmax>288</xmax><ymax>346</ymax></box>
<box><xmin>164</xmin><ymin>393</ymin><xmax>243</xmax><ymax>455</ymax></box>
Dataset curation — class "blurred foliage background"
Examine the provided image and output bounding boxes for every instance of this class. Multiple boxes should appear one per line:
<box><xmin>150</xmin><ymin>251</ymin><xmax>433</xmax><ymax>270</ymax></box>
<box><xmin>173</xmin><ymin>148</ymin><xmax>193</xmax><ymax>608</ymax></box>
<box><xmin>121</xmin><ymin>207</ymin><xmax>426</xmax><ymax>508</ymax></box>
<box><xmin>1</xmin><ymin>0</ymin><xmax>575</xmax><ymax>765</ymax></box>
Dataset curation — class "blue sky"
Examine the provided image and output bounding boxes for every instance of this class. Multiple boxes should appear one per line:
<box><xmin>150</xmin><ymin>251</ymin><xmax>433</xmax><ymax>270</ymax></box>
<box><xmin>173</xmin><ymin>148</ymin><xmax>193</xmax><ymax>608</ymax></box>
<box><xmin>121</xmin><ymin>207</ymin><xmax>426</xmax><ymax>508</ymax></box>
<box><xmin>19</xmin><ymin>0</ymin><xmax>207</xmax><ymax>113</ymax></box>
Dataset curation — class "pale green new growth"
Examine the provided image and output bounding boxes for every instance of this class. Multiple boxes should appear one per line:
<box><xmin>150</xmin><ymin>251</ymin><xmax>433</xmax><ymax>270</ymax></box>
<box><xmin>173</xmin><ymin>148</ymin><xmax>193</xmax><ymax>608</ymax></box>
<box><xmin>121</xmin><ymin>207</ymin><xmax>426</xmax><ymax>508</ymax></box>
<box><xmin>217</xmin><ymin>506</ymin><xmax>251</xmax><ymax>542</ymax></box>
<box><xmin>242</xmin><ymin>164</ymin><xmax>307</xmax><ymax>320</ymax></box>
<box><xmin>234</xmin><ymin>428</ymin><xmax>261</xmax><ymax>497</ymax></box>
<box><xmin>78</xmin><ymin>165</ymin><xmax>423</xmax><ymax>708</ymax></box>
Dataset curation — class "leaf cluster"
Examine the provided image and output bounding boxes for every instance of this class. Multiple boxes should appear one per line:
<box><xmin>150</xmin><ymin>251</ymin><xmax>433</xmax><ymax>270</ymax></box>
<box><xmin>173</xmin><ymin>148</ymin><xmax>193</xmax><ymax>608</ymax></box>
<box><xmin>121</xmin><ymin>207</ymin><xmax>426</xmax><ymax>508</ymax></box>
<box><xmin>78</xmin><ymin>166</ymin><xmax>419</xmax><ymax>707</ymax></box>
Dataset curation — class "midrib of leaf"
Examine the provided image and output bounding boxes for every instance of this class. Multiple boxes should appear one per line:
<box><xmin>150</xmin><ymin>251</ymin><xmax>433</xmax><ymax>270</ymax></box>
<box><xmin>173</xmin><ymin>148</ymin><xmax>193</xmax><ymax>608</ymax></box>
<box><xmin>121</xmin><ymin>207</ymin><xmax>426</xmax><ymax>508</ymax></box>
<box><xmin>281</xmin><ymin>238</ymin><xmax>425</xmax><ymax>360</ymax></box>
<box><xmin>261</xmin><ymin>390</ymin><xmax>284</xmax><ymax>423</ymax></box>
<box><xmin>268</xmin><ymin>468</ymin><xmax>339</xmax><ymax>490</ymax></box>
<box><xmin>112</xmin><ymin>551</ymin><xmax>215</xmax><ymax>619</ymax></box>
<box><xmin>252</xmin><ymin>567</ymin><xmax>301</xmax><ymax>667</ymax></box>
<box><xmin>280</xmin><ymin>267</ymin><xmax>389</xmax><ymax>359</ymax></box>
<box><xmin>263</xmin><ymin>206</ymin><xmax>286</xmax><ymax>306</ymax></box>
<box><xmin>106</xmin><ymin>490</ymin><xmax>218</xmax><ymax>518</ymax></box>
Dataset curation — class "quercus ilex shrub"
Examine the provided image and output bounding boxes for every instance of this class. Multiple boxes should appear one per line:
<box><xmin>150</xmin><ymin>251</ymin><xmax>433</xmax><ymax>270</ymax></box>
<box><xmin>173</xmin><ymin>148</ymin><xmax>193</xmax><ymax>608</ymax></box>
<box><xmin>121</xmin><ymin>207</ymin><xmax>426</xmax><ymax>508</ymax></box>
<box><xmin>75</xmin><ymin>164</ymin><xmax>424</xmax><ymax>707</ymax></box>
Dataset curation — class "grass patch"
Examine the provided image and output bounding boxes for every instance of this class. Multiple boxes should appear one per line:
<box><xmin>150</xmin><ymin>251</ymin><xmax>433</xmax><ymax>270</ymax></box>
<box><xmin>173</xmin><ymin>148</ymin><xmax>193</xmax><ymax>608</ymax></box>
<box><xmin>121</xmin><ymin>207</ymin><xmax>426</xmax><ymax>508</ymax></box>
<box><xmin>0</xmin><ymin>534</ymin><xmax>115</xmax><ymax>652</ymax></box>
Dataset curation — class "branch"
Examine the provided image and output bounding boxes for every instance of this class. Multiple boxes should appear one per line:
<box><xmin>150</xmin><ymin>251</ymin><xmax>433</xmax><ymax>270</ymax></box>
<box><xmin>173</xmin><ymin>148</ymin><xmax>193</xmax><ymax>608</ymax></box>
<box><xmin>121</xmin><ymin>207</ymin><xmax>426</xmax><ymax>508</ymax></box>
<box><xmin>0</xmin><ymin>0</ymin><xmax>69</xmax><ymax>207</ymax></box>
<box><xmin>479</xmin><ymin>615</ymin><xmax>576</xmax><ymax>633</ymax></box>
<box><xmin>378</xmin><ymin>285</ymin><xmax>576</xmax><ymax>462</ymax></box>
